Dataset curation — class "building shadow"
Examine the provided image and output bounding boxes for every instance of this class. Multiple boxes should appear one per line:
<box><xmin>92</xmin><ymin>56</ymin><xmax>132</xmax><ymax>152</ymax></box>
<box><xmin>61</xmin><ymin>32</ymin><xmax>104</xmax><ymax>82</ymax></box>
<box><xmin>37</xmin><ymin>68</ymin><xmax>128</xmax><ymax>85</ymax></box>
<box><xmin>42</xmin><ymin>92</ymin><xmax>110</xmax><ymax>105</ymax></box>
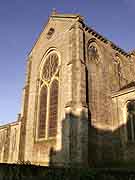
<box><xmin>48</xmin><ymin>106</ymin><xmax>135</xmax><ymax>168</ymax></box>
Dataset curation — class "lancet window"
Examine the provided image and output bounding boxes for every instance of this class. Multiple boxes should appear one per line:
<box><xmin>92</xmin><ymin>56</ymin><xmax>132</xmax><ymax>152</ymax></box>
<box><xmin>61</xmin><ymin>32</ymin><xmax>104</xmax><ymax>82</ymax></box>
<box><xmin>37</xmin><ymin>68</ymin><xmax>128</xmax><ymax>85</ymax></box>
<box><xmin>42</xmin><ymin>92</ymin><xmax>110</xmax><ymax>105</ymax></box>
<box><xmin>37</xmin><ymin>52</ymin><xmax>59</xmax><ymax>139</ymax></box>
<box><xmin>88</xmin><ymin>44</ymin><xmax>100</xmax><ymax>64</ymax></box>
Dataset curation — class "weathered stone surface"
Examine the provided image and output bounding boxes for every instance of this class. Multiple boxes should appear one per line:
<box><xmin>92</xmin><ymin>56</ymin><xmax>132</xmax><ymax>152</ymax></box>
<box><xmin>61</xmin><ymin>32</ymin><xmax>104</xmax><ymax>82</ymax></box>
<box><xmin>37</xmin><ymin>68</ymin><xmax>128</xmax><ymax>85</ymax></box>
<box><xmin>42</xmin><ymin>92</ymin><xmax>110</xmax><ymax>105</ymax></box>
<box><xmin>0</xmin><ymin>12</ymin><xmax>135</xmax><ymax>166</ymax></box>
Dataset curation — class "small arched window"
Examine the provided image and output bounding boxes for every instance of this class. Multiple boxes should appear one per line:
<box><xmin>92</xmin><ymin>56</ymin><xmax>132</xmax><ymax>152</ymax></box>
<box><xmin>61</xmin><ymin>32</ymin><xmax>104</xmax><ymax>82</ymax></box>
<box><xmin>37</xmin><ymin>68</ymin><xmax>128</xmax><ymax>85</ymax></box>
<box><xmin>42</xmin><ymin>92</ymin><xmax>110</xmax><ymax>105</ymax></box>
<box><xmin>37</xmin><ymin>51</ymin><xmax>59</xmax><ymax>140</ymax></box>
<box><xmin>88</xmin><ymin>46</ymin><xmax>98</xmax><ymax>60</ymax></box>
<box><xmin>127</xmin><ymin>100</ymin><xmax>135</xmax><ymax>141</ymax></box>
<box><xmin>87</xmin><ymin>42</ymin><xmax>100</xmax><ymax>64</ymax></box>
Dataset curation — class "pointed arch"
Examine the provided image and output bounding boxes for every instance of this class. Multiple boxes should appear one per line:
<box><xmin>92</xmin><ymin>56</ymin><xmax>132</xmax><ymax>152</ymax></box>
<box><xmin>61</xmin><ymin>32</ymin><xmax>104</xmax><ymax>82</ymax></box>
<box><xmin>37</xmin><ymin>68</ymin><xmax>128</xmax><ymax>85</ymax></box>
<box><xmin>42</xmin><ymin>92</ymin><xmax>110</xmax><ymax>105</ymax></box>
<box><xmin>36</xmin><ymin>50</ymin><xmax>60</xmax><ymax>140</ymax></box>
<box><xmin>87</xmin><ymin>40</ymin><xmax>102</xmax><ymax>64</ymax></box>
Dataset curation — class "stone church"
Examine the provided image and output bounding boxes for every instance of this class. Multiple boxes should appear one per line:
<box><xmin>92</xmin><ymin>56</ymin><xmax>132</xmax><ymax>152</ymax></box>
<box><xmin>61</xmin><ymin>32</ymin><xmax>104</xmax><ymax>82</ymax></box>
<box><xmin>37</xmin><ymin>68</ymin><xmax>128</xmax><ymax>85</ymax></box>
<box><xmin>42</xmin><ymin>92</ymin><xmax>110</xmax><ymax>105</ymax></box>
<box><xmin>0</xmin><ymin>11</ymin><xmax>135</xmax><ymax>166</ymax></box>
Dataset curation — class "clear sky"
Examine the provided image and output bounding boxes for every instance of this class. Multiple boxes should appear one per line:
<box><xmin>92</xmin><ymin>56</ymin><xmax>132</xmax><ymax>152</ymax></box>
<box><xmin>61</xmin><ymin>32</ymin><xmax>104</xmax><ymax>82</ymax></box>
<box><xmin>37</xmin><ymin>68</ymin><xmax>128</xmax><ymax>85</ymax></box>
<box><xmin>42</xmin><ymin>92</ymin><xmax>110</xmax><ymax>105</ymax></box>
<box><xmin>0</xmin><ymin>0</ymin><xmax>135</xmax><ymax>125</ymax></box>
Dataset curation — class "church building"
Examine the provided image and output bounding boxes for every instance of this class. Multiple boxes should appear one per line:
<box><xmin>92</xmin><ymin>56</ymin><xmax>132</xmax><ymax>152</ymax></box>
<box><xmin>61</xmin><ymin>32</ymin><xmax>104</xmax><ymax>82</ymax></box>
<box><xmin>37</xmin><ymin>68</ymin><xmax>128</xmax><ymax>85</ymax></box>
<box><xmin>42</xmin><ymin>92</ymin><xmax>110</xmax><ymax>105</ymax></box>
<box><xmin>0</xmin><ymin>11</ymin><xmax>135</xmax><ymax>166</ymax></box>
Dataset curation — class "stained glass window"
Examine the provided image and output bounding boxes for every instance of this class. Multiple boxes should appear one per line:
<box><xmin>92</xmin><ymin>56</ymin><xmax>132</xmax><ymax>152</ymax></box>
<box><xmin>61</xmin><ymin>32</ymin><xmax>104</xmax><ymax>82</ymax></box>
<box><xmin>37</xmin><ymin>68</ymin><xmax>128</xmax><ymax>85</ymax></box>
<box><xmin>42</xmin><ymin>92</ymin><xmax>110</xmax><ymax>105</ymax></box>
<box><xmin>38</xmin><ymin>85</ymin><xmax>47</xmax><ymax>138</ymax></box>
<box><xmin>37</xmin><ymin>52</ymin><xmax>59</xmax><ymax>139</ymax></box>
<box><xmin>48</xmin><ymin>80</ymin><xmax>59</xmax><ymax>137</ymax></box>
<box><xmin>42</xmin><ymin>53</ymin><xmax>59</xmax><ymax>82</ymax></box>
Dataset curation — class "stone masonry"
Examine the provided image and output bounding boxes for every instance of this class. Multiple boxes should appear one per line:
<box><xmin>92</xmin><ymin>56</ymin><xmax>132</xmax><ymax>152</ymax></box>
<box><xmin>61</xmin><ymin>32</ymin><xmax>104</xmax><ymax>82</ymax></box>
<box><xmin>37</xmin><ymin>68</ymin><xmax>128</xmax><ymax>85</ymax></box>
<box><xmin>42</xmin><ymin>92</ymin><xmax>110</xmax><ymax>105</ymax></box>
<box><xmin>0</xmin><ymin>11</ymin><xmax>135</xmax><ymax>166</ymax></box>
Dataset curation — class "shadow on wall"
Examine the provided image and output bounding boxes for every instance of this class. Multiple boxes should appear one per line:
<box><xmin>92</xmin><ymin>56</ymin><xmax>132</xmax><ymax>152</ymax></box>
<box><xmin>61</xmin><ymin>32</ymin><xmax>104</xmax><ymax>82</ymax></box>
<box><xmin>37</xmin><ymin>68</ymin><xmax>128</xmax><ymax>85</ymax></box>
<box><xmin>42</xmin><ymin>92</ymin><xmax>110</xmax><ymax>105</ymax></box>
<box><xmin>48</xmin><ymin>109</ymin><xmax>135</xmax><ymax>167</ymax></box>
<box><xmin>49</xmin><ymin>110</ymin><xmax>89</xmax><ymax>167</ymax></box>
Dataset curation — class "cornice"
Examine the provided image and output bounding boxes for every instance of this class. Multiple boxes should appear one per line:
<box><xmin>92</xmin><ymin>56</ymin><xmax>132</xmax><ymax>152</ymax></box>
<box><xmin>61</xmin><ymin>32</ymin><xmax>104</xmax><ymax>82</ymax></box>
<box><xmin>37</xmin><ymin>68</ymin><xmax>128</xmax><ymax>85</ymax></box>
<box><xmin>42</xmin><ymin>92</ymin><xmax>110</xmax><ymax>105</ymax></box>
<box><xmin>112</xmin><ymin>86</ymin><xmax>135</xmax><ymax>98</ymax></box>
<box><xmin>81</xmin><ymin>21</ymin><xmax>132</xmax><ymax>58</ymax></box>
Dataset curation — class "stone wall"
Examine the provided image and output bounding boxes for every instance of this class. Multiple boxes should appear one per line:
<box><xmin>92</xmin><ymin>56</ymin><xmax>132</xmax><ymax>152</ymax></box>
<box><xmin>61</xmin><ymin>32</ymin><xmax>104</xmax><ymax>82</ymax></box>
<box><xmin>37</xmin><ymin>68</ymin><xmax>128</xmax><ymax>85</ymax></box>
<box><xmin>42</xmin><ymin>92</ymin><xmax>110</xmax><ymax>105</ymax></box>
<box><xmin>84</xmin><ymin>28</ymin><xmax>135</xmax><ymax>164</ymax></box>
<box><xmin>112</xmin><ymin>87</ymin><xmax>135</xmax><ymax>161</ymax></box>
<box><xmin>23</xmin><ymin>14</ymin><xmax>84</xmax><ymax>165</ymax></box>
<box><xmin>0</xmin><ymin>12</ymin><xmax>135</xmax><ymax>166</ymax></box>
<box><xmin>0</xmin><ymin>121</ymin><xmax>21</xmax><ymax>163</ymax></box>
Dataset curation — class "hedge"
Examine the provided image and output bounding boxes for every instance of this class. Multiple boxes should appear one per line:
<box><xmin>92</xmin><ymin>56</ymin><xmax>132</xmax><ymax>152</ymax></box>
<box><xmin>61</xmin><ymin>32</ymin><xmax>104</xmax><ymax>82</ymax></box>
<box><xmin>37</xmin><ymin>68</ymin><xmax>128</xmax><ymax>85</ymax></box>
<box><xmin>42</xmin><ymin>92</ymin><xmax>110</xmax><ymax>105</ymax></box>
<box><xmin>0</xmin><ymin>163</ymin><xmax>135</xmax><ymax>180</ymax></box>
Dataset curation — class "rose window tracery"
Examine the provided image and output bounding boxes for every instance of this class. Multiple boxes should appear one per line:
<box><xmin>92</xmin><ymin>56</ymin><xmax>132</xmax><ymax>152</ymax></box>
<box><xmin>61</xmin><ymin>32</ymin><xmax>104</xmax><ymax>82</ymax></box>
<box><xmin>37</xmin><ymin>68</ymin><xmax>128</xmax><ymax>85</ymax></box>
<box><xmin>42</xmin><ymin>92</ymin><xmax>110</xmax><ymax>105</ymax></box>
<box><xmin>42</xmin><ymin>53</ymin><xmax>59</xmax><ymax>82</ymax></box>
<box><xmin>37</xmin><ymin>52</ymin><xmax>59</xmax><ymax>139</ymax></box>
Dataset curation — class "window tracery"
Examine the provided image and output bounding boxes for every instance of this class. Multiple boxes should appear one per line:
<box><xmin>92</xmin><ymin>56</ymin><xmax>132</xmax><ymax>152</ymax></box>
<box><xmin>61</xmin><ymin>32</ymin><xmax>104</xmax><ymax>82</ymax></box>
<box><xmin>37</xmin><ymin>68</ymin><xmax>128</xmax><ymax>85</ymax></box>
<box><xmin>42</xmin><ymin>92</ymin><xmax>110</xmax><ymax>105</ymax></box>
<box><xmin>88</xmin><ymin>45</ymin><xmax>100</xmax><ymax>64</ymax></box>
<box><xmin>37</xmin><ymin>52</ymin><xmax>59</xmax><ymax>140</ymax></box>
<box><xmin>42</xmin><ymin>53</ymin><xmax>59</xmax><ymax>82</ymax></box>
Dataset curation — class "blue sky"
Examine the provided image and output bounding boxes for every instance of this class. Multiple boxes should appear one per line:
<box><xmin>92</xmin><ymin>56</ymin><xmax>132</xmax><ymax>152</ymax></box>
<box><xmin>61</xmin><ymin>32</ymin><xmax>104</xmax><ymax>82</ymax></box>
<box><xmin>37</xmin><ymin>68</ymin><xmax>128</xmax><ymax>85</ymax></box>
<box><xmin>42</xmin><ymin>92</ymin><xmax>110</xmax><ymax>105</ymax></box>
<box><xmin>0</xmin><ymin>0</ymin><xmax>135</xmax><ymax>124</ymax></box>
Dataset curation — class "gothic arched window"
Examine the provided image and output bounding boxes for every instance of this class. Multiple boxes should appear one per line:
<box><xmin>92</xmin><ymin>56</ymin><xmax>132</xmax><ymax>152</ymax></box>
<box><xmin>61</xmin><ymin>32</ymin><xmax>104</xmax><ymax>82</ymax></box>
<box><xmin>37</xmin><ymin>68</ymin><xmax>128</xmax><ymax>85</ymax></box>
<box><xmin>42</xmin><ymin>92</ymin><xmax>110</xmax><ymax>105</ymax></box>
<box><xmin>48</xmin><ymin>80</ymin><xmax>59</xmax><ymax>137</ymax></box>
<box><xmin>38</xmin><ymin>85</ymin><xmax>48</xmax><ymax>138</ymax></box>
<box><xmin>42</xmin><ymin>53</ymin><xmax>59</xmax><ymax>82</ymax></box>
<box><xmin>127</xmin><ymin>100</ymin><xmax>135</xmax><ymax>141</ymax></box>
<box><xmin>88</xmin><ymin>45</ymin><xmax>100</xmax><ymax>64</ymax></box>
<box><xmin>37</xmin><ymin>52</ymin><xmax>59</xmax><ymax>139</ymax></box>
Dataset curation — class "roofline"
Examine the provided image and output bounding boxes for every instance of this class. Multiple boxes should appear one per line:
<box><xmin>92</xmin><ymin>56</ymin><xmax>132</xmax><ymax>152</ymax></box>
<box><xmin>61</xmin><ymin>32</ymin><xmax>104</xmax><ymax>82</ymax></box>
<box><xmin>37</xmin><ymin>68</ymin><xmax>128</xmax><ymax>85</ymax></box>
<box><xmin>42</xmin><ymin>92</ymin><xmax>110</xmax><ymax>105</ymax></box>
<box><xmin>80</xmin><ymin>21</ymin><xmax>131</xmax><ymax>58</ymax></box>
<box><xmin>28</xmin><ymin>16</ymin><xmax>50</xmax><ymax>57</ymax></box>
<box><xmin>27</xmin><ymin>13</ymin><xmax>83</xmax><ymax>58</ymax></box>
<box><xmin>0</xmin><ymin>119</ymin><xmax>21</xmax><ymax>130</ymax></box>
<box><xmin>112</xmin><ymin>86</ymin><xmax>135</xmax><ymax>98</ymax></box>
<box><xmin>27</xmin><ymin>12</ymin><xmax>134</xmax><ymax>59</ymax></box>
<box><xmin>50</xmin><ymin>14</ymin><xmax>83</xmax><ymax>19</ymax></box>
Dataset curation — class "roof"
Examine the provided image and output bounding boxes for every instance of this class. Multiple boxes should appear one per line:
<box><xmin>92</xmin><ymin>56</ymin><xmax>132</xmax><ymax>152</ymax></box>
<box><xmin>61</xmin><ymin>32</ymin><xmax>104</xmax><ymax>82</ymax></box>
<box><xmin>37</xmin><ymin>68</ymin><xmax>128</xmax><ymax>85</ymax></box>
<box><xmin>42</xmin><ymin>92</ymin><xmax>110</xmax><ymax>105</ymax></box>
<box><xmin>28</xmin><ymin>11</ymin><xmax>134</xmax><ymax>59</ymax></box>
<box><xmin>112</xmin><ymin>81</ymin><xmax>135</xmax><ymax>98</ymax></box>
<box><xmin>80</xmin><ymin>21</ymin><xmax>130</xmax><ymax>57</ymax></box>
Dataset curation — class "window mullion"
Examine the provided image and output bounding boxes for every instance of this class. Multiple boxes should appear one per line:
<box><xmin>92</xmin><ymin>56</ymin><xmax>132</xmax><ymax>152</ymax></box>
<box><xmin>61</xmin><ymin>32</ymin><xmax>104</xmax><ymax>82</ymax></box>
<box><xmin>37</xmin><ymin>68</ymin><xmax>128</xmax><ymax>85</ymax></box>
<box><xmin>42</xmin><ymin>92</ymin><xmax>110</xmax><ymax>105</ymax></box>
<box><xmin>45</xmin><ymin>85</ymin><xmax>50</xmax><ymax>139</ymax></box>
